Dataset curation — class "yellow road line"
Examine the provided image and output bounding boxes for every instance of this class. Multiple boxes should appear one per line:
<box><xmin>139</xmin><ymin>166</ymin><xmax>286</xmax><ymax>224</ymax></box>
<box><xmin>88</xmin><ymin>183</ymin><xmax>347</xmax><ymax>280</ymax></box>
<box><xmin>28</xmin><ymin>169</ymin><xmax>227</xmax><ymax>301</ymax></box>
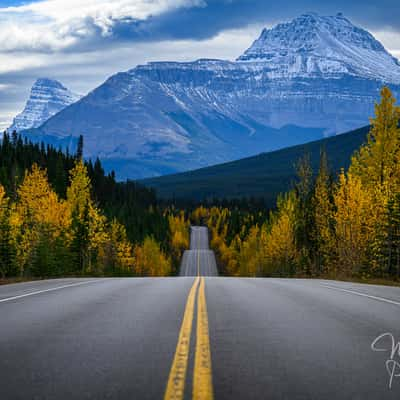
<box><xmin>197</xmin><ymin>249</ymin><xmax>200</xmax><ymax>277</ymax></box>
<box><xmin>193</xmin><ymin>277</ymin><xmax>214</xmax><ymax>400</ymax></box>
<box><xmin>164</xmin><ymin>277</ymin><xmax>200</xmax><ymax>400</ymax></box>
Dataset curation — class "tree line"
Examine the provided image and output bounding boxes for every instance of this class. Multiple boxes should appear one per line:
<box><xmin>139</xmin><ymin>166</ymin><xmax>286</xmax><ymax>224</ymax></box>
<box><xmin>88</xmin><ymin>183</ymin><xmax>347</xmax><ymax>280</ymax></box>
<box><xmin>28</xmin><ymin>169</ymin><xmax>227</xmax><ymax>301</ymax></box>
<box><xmin>1</xmin><ymin>87</ymin><xmax>398</xmax><ymax>281</ymax></box>
<box><xmin>0</xmin><ymin>133</ymin><xmax>189</xmax><ymax>279</ymax></box>
<box><xmin>193</xmin><ymin>87</ymin><xmax>400</xmax><ymax>281</ymax></box>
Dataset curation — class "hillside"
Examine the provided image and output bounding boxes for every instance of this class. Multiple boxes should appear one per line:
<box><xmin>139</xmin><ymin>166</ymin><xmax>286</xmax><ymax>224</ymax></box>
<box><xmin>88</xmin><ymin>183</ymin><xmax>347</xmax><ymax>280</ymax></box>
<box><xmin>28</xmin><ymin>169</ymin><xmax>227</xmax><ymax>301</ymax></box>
<box><xmin>20</xmin><ymin>13</ymin><xmax>400</xmax><ymax>179</ymax></box>
<box><xmin>142</xmin><ymin>126</ymin><xmax>369</xmax><ymax>205</ymax></box>
<box><xmin>9</xmin><ymin>78</ymin><xmax>80</xmax><ymax>132</ymax></box>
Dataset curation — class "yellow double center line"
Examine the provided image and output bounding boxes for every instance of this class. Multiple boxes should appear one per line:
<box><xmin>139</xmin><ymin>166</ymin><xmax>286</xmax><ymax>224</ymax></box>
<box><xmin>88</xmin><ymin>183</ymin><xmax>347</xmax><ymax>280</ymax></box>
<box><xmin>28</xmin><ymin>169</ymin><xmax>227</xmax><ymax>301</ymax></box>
<box><xmin>193</xmin><ymin>277</ymin><xmax>213</xmax><ymax>400</ymax></box>
<box><xmin>164</xmin><ymin>275</ymin><xmax>214</xmax><ymax>400</ymax></box>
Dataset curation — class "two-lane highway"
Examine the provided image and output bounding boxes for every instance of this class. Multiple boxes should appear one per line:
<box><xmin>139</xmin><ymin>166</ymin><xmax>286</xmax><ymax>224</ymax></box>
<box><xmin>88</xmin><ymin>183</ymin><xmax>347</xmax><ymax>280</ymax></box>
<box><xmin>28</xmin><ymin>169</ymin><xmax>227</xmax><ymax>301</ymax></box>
<box><xmin>1</xmin><ymin>227</ymin><xmax>400</xmax><ymax>399</ymax></box>
<box><xmin>180</xmin><ymin>226</ymin><xmax>218</xmax><ymax>277</ymax></box>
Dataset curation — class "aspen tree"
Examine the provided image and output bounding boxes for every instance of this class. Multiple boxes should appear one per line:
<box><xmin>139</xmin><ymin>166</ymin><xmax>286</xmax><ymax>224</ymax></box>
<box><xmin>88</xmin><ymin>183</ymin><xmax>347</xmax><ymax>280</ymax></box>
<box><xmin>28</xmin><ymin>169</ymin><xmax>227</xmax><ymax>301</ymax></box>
<box><xmin>350</xmin><ymin>87</ymin><xmax>400</xmax><ymax>195</ymax></box>
<box><xmin>334</xmin><ymin>171</ymin><xmax>377</xmax><ymax>276</ymax></box>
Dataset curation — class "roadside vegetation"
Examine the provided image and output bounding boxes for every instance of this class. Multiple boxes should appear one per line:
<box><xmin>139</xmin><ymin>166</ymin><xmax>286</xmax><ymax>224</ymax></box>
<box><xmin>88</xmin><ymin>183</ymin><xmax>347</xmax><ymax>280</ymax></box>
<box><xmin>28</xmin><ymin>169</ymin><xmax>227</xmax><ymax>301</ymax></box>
<box><xmin>0</xmin><ymin>134</ymin><xmax>189</xmax><ymax>279</ymax></box>
<box><xmin>1</xmin><ymin>87</ymin><xmax>399</xmax><ymax>282</ymax></box>
<box><xmin>196</xmin><ymin>88</ymin><xmax>400</xmax><ymax>281</ymax></box>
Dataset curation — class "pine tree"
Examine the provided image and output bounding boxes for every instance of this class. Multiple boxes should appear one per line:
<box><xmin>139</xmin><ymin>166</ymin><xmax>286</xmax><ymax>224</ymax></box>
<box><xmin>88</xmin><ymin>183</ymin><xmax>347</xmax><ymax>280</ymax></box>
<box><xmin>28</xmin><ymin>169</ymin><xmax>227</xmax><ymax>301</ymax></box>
<box><xmin>0</xmin><ymin>185</ymin><xmax>16</xmax><ymax>278</ymax></box>
<box><xmin>76</xmin><ymin>135</ymin><xmax>84</xmax><ymax>160</ymax></box>
<box><xmin>70</xmin><ymin>201</ymin><xmax>90</xmax><ymax>273</ymax></box>
<box><xmin>294</xmin><ymin>153</ymin><xmax>314</xmax><ymax>274</ymax></box>
<box><xmin>383</xmin><ymin>192</ymin><xmax>400</xmax><ymax>277</ymax></box>
<box><xmin>312</xmin><ymin>148</ymin><xmax>335</xmax><ymax>275</ymax></box>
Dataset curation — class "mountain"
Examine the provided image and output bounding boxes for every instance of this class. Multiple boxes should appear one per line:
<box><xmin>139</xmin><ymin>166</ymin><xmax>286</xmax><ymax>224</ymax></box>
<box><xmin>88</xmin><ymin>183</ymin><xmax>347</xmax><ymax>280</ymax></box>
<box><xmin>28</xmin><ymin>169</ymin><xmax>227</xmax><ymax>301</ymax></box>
<box><xmin>142</xmin><ymin>125</ymin><xmax>370</xmax><ymax>206</ymax></box>
<box><xmin>21</xmin><ymin>13</ymin><xmax>400</xmax><ymax>179</ymax></box>
<box><xmin>238</xmin><ymin>12</ymin><xmax>400</xmax><ymax>82</ymax></box>
<box><xmin>9</xmin><ymin>78</ymin><xmax>81</xmax><ymax>132</ymax></box>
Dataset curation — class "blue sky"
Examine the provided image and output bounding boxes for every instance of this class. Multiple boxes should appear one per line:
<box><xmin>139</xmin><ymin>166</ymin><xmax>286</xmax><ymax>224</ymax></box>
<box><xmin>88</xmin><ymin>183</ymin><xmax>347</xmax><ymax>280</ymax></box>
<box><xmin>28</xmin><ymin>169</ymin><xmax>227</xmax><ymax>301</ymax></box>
<box><xmin>0</xmin><ymin>1</ymin><xmax>32</xmax><ymax>4</ymax></box>
<box><xmin>0</xmin><ymin>0</ymin><xmax>400</xmax><ymax>129</ymax></box>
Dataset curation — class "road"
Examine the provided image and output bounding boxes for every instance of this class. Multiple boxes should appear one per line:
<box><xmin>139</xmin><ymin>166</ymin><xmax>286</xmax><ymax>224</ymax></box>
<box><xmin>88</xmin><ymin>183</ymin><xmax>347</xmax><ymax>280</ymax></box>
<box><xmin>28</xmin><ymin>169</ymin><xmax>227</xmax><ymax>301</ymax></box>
<box><xmin>180</xmin><ymin>226</ymin><xmax>218</xmax><ymax>276</ymax></box>
<box><xmin>1</xmin><ymin>226</ymin><xmax>400</xmax><ymax>399</ymax></box>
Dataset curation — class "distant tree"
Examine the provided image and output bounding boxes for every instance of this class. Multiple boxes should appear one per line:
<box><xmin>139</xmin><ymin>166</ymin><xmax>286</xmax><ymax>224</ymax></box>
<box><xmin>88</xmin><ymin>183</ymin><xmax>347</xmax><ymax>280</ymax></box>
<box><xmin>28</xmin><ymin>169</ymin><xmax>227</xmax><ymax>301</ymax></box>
<box><xmin>76</xmin><ymin>135</ymin><xmax>84</xmax><ymax>160</ymax></box>
<box><xmin>134</xmin><ymin>236</ymin><xmax>171</xmax><ymax>276</ymax></box>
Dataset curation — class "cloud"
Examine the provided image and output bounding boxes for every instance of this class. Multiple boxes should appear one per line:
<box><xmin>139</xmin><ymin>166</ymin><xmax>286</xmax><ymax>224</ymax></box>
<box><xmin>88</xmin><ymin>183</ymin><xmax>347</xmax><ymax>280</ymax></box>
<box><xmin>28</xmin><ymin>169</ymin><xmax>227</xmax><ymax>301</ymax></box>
<box><xmin>0</xmin><ymin>0</ymin><xmax>206</xmax><ymax>52</ymax></box>
<box><xmin>1</xmin><ymin>0</ymin><xmax>400</xmax><ymax>54</ymax></box>
<box><xmin>1</xmin><ymin>0</ymin><xmax>400</xmax><ymax>129</ymax></box>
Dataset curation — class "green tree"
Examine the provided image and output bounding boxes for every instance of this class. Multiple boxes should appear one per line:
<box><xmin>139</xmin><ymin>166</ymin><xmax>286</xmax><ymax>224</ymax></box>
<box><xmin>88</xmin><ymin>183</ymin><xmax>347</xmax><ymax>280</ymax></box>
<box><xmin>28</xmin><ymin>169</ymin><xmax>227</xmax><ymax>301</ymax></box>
<box><xmin>294</xmin><ymin>153</ymin><xmax>314</xmax><ymax>274</ymax></box>
<box><xmin>312</xmin><ymin>148</ymin><xmax>335</xmax><ymax>275</ymax></box>
<box><xmin>0</xmin><ymin>186</ymin><xmax>17</xmax><ymax>278</ymax></box>
<box><xmin>76</xmin><ymin>135</ymin><xmax>84</xmax><ymax>160</ymax></box>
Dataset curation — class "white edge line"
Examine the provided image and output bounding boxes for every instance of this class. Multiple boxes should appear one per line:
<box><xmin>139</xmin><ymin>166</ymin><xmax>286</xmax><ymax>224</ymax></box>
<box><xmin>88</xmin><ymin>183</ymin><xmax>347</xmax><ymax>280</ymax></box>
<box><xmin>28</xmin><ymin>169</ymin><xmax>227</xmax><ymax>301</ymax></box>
<box><xmin>321</xmin><ymin>284</ymin><xmax>400</xmax><ymax>307</ymax></box>
<box><xmin>0</xmin><ymin>280</ymin><xmax>99</xmax><ymax>304</ymax></box>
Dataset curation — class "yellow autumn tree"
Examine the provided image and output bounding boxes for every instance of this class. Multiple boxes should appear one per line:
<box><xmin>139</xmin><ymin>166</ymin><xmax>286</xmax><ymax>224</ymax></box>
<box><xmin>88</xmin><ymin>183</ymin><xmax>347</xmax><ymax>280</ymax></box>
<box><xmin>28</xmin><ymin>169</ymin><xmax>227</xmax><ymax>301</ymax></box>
<box><xmin>15</xmin><ymin>164</ymin><xmax>70</xmax><ymax>273</ymax></box>
<box><xmin>134</xmin><ymin>236</ymin><xmax>171</xmax><ymax>276</ymax></box>
<box><xmin>264</xmin><ymin>192</ymin><xmax>298</xmax><ymax>276</ymax></box>
<box><xmin>347</xmin><ymin>87</ymin><xmax>400</xmax><ymax>276</ymax></box>
<box><xmin>67</xmin><ymin>161</ymin><xmax>108</xmax><ymax>273</ymax></box>
<box><xmin>237</xmin><ymin>225</ymin><xmax>264</xmax><ymax>276</ymax></box>
<box><xmin>67</xmin><ymin>161</ymin><xmax>92</xmax><ymax>215</ymax></box>
<box><xmin>99</xmin><ymin>218</ymin><xmax>134</xmax><ymax>274</ymax></box>
<box><xmin>191</xmin><ymin>206</ymin><xmax>209</xmax><ymax>225</ymax></box>
<box><xmin>17</xmin><ymin>164</ymin><xmax>70</xmax><ymax>231</ymax></box>
<box><xmin>169</xmin><ymin>212</ymin><xmax>190</xmax><ymax>261</ymax></box>
<box><xmin>224</xmin><ymin>235</ymin><xmax>240</xmax><ymax>276</ymax></box>
<box><xmin>350</xmin><ymin>87</ymin><xmax>400</xmax><ymax>197</ymax></box>
<box><xmin>334</xmin><ymin>171</ymin><xmax>379</xmax><ymax>276</ymax></box>
<box><xmin>0</xmin><ymin>184</ymin><xmax>5</xmax><ymax>207</ymax></box>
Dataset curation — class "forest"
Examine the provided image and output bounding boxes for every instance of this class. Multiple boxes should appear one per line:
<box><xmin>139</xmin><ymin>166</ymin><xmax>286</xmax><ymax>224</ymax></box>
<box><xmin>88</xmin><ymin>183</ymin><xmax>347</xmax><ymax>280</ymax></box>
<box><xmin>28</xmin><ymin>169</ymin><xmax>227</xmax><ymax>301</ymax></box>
<box><xmin>198</xmin><ymin>87</ymin><xmax>400</xmax><ymax>281</ymax></box>
<box><xmin>0</xmin><ymin>87</ymin><xmax>399</xmax><ymax>282</ymax></box>
<box><xmin>0</xmin><ymin>133</ymin><xmax>189</xmax><ymax>279</ymax></box>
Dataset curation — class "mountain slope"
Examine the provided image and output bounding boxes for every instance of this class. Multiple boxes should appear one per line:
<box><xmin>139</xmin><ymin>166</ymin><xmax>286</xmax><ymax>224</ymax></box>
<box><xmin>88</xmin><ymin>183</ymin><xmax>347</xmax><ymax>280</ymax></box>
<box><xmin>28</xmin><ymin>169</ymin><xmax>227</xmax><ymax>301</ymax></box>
<box><xmin>141</xmin><ymin>126</ymin><xmax>370</xmax><ymax>205</ymax></box>
<box><xmin>9</xmin><ymin>78</ymin><xmax>81</xmax><ymax>132</ymax></box>
<box><xmin>21</xmin><ymin>13</ymin><xmax>400</xmax><ymax>179</ymax></box>
<box><xmin>238</xmin><ymin>13</ymin><xmax>400</xmax><ymax>82</ymax></box>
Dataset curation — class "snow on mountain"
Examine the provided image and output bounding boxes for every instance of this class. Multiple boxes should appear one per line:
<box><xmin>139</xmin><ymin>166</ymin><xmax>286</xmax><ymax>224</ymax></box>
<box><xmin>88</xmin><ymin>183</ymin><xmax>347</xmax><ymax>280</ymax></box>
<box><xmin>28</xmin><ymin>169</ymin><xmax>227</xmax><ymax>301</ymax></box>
<box><xmin>238</xmin><ymin>13</ymin><xmax>400</xmax><ymax>83</ymax></box>
<box><xmin>21</xmin><ymin>13</ymin><xmax>400</xmax><ymax>179</ymax></box>
<box><xmin>9</xmin><ymin>78</ymin><xmax>81</xmax><ymax>132</ymax></box>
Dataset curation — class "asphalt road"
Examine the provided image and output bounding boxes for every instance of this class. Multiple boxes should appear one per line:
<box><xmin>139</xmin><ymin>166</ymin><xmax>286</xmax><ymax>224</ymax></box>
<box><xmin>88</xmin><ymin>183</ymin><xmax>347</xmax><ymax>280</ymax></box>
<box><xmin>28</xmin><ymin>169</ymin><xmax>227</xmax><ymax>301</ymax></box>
<box><xmin>180</xmin><ymin>226</ymin><xmax>218</xmax><ymax>276</ymax></box>
<box><xmin>1</xmin><ymin>227</ymin><xmax>400</xmax><ymax>399</ymax></box>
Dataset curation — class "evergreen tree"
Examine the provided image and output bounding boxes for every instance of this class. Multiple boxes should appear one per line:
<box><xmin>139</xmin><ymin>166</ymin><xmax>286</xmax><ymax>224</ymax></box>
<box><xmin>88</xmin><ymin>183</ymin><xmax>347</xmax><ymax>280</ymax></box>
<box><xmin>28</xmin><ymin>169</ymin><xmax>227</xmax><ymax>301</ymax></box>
<box><xmin>0</xmin><ymin>186</ymin><xmax>16</xmax><ymax>278</ymax></box>
<box><xmin>294</xmin><ymin>153</ymin><xmax>314</xmax><ymax>274</ymax></box>
<box><xmin>312</xmin><ymin>148</ymin><xmax>335</xmax><ymax>275</ymax></box>
<box><xmin>76</xmin><ymin>135</ymin><xmax>84</xmax><ymax>160</ymax></box>
<box><xmin>70</xmin><ymin>201</ymin><xmax>90</xmax><ymax>273</ymax></box>
<box><xmin>383</xmin><ymin>192</ymin><xmax>400</xmax><ymax>277</ymax></box>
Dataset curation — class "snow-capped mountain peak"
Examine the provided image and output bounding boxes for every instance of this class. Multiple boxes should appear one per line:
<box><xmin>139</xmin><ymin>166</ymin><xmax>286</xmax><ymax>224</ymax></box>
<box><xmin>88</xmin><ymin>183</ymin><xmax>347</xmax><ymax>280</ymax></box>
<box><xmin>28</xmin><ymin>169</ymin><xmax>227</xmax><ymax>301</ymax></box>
<box><xmin>20</xmin><ymin>14</ymin><xmax>400</xmax><ymax>179</ymax></box>
<box><xmin>237</xmin><ymin>13</ymin><xmax>400</xmax><ymax>83</ymax></box>
<box><xmin>9</xmin><ymin>78</ymin><xmax>81</xmax><ymax>132</ymax></box>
